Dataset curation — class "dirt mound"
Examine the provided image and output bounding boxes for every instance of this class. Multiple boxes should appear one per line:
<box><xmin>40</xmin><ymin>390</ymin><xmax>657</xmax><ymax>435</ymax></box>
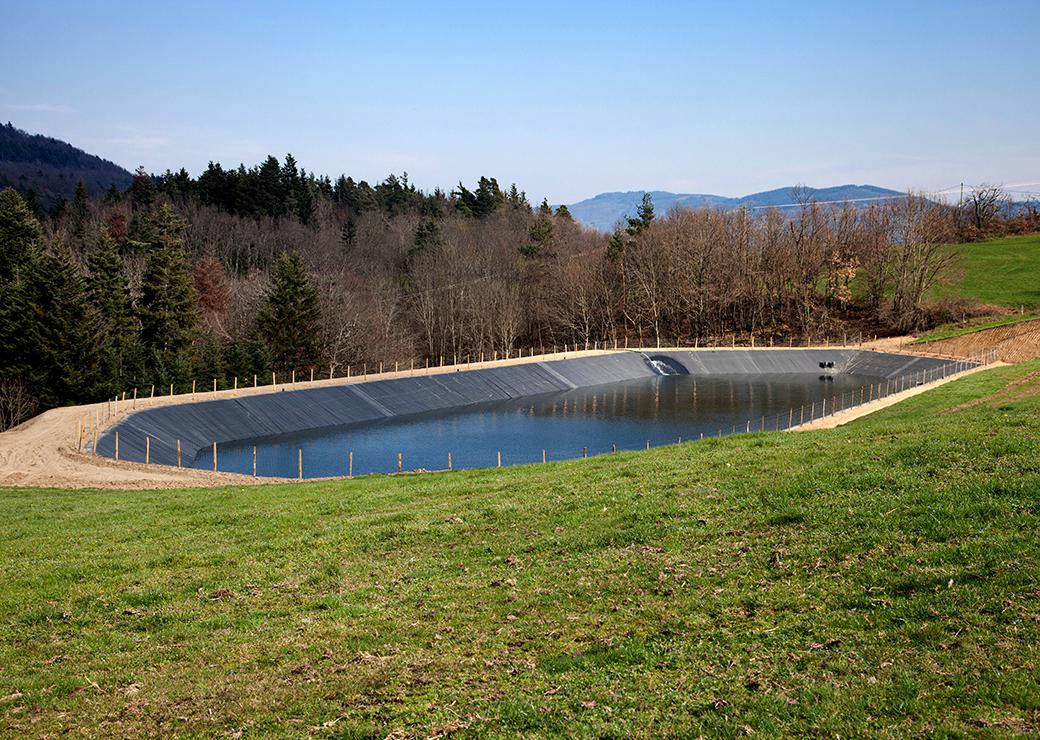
<box><xmin>917</xmin><ymin>319</ymin><xmax>1040</xmax><ymax>363</ymax></box>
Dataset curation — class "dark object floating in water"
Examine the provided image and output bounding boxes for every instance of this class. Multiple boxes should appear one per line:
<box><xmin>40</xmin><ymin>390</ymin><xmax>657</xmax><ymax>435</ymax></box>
<box><xmin>819</xmin><ymin>361</ymin><xmax>835</xmax><ymax>369</ymax></box>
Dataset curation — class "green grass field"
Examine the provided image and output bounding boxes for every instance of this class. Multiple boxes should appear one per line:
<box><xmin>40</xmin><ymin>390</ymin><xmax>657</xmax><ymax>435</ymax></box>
<box><xmin>2</xmin><ymin>363</ymin><xmax>1040</xmax><ymax>736</ymax></box>
<box><xmin>939</xmin><ymin>233</ymin><xmax>1040</xmax><ymax>309</ymax></box>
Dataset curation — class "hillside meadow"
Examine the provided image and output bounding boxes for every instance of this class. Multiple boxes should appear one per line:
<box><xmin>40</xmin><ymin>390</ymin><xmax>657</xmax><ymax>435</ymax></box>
<box><xmin>1</xmin><ymin>362</ymin><xmax>1038</xmax><ymax>736</ymax></box>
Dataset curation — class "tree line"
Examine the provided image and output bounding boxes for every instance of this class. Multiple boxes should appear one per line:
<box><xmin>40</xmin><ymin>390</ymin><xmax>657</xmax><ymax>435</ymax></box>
<box><xmin>0</xmin><ymin>155</ymin><xmax>1037</xmax><ymax>430</ymax></box>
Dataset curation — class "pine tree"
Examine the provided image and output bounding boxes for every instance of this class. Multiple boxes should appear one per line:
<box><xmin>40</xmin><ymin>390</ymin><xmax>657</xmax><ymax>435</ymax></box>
<box><xmin>454</xmin><ymin>177</ymin><xmax>505</xmax><ymax>219</ymax></box>
<box><xmin>506</xmin><ymin>184</ymin><xmax>530</xmax><ymax>211</ymax></box>
<box><xmin>0</xmin><ymin>187</ymin><xmax>43</xmax><ymax>283</ymax></box>
<box><xmin>30</xmin><ymin>244</ymin><xmax>104</xmax><ymax>406</ymax></box>
<box><xmin>626</xmin><ymin>192</ymin><xmax>655</xmax><ymax>235</ymax></box>
<box><xmin>340</xmin><ymin>216</ymin><xmax>357</xmax><ymax>251</ymax></box>
<box><xmin>523</xmin><ymin>211</ymin><xmax>554</xmax><ymax>258</ymax></box>
<box><xmin>257</xmin><ymin>252</ymin><xmax>321</xmax><ymax>371</ymax></box>
<box><xmin>70</xmin><ymin>179</ymin><xmax>90</xmax><ymax>239</ymax></box>
<box><xmin>554</xmin><ymin>204</ymin><xmax>574</xmax><ymax>221</ymax></box>
<box><xmin>87</xmin><ymin>226</ymin><xmax>144</xmax><ymax>393</ymax></box>
<box><xmin>196</xmin><ymin>334</ymin><xmax>226</xmax><ymax>388</ymax></box>
<box><xmin>103</xmin><ymin>184</ymin><xmax>123</xmax><ymax>205</ymax></box>
<box><xmin>130</xmin><ymin>166</ymin><xmax>156</xmax><ymax>211</ymax></box>
<box><xmin>409</xmin><ymin>219</ymin><xmax>442</xmax><ymax>266</ymax></box>
<box><xmin>0</xmin><ymin>189</ymin><xmax>43</xmax><ymax>392</ymax></box>
<box><xmin>138</xmin><ymin>206</ymin><xmax>200</xmax><ymax>386</ymax></box>
<box><xmin>23</xmin><ymin>188</ymin><xmax>44</xmax><ymax>219</ymax></box>
<box><xmin>606</xmin><ymin>227</ymin><xmax>627</xmax><ymax>262</ymax></box>
<box><xmin>474</xmin><ymin>177</ymin><xmax>504</xmax><ymax>218</ymax></box>
<box><xmin>256</xmin><ymin>155</ymin><xmax>285</xmax><ymax>217</ymax></box>
<box><xmin>0</xmin><ymin>270</ymin><xmax>36</xmax><ymax>383</ymax></box>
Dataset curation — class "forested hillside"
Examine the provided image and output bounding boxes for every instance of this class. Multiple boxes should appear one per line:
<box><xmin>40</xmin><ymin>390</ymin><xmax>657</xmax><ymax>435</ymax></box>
<box><xmin>0</xmin><ymin>148</ymin><xmax>1037</xmax><ymax>430</ymax></box>
<box><xmin>0</xmin><ymin>123</ymin><xmax>132</xmax><ymax>208</ymax></box>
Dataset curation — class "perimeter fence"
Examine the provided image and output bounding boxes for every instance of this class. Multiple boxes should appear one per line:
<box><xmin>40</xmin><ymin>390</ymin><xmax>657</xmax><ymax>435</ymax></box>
<box><xmin>80</xmin><ymin>348</ymin><xmax>998</xmax><ymax>479</ymax></box>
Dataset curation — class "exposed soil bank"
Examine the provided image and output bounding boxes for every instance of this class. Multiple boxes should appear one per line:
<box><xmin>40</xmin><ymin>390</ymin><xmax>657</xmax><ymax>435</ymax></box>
<box><xmin>913</xmin><ymin>318</ymin><xmax>1040</xmax><ymax>363</ymax></box>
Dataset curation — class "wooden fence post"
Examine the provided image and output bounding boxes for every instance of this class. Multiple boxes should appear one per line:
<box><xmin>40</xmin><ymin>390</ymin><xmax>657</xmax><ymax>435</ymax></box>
<box><xmin>192</xmin><ymin>379</ymin><xmax>196</xmax><ymax>398</ymax></box>
<box><xmin>212</xmin><ymin>441</ymin><xmax>217</xmax><ymax>473</ymax></box>
<box><xmin>497</xmin><ymin>450</ymin><xmax>501</xmax><ymax>467</ymax></box>
<box><xmin>145</xmin><ymin>435</ymin><xmax>149</xmax><ymax>464</ymax></box>
<box><xmin>298</xmin><ymin>449</ymin><xmax>303</xmax><ymax>481</ymax></box>
<box><xmin>252</xmin><ymin>446</ymin><xmax>256</xmax><ymax>477</ymax></box>
<box><xmin>397</xmin><ymin>451</ymin><xmax>402</xmax><ymax>473</ymax></box>
<box><xmin>348</xmin><ymin>450</ymin><xmax>353</xmax><ymax>478</ymax></box>
<box><xmin>448</xmin><ymin>452</ymin><xmax>453</xmax><ymax>471</ymax></box>
<box><xmin>542</xmin><ymin>449</ymin><xmax>546</xmax><ymax>464</ymax></box>
<box><xmin>114</xmin><ymin>431</ymin><xmax>119</xmax><ymax>461</ymax></box>
<box><xmin>177</xmin><ymin>439</ymin><xmax>181</xmax><ymax>467</ymax></box>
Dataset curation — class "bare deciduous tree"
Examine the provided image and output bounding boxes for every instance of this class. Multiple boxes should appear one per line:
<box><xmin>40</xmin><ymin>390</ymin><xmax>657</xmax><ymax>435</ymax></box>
<box><xmin>963</xmin><ymin>185</ymin><xmax>1006</xmax><ymax>234</ymax></box>
<box><xmin>890</xmin><ymin>194</ymin><xmax>957</xmax><ymax>332</ymax></box>
<box><xmin>0</xmin><ymin>378</ymin><xmax>37</xmax><ymax>432</ymax></box>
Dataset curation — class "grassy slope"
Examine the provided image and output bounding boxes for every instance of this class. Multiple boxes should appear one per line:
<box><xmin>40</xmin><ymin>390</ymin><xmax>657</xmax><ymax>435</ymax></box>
<box><xmin>2</xmin><ymin>364</ymin><xmax>1040</xmax><ymax>737</ymax></box>
<box><xmin>938</xmin><ymin>233</ymin><xmax>1040</xmax><ymax>308</ymax></box>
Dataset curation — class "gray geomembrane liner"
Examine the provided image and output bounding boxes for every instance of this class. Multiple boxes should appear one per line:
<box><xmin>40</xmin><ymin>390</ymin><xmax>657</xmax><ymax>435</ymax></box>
<box><xmin>96</xmin><ymin>349</ymin><xmax>964</xmax><ymax>466</ymax></box>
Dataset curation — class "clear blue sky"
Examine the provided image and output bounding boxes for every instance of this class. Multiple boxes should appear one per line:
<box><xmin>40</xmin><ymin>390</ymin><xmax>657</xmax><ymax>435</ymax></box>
<box><xmin>2</xmin><ymin>0</ymin><xmax>1037</xmax><ymax>203</ymax></box>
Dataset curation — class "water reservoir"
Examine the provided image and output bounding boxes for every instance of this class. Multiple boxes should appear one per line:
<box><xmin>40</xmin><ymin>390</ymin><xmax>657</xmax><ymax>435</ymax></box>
<box><xmin>197</xmin><ymin>372</ymin><xmax>874</xmax><ymax>477</ymax></box>
<box><xmin>95</xmin><ymin>349</ymin><xmax>965</xmax><ymax>478</ymax></box>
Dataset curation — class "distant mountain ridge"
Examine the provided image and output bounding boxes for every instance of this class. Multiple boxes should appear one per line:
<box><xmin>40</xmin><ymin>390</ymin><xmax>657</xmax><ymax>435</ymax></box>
<box><xmin>566</xmin><ymin>184</ymin><xmax>905</xmax><ymax>231</ymax></box>
<box><xmin>0</xmin><ymin>122</ymin><xmax>133</xmax><ymax>206</ymax></box>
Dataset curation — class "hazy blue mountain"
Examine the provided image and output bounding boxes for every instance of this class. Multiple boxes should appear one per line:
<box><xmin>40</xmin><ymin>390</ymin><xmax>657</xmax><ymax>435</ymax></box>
<box><xmin>566</xmin><ymin>184</ymin><xmax>905</xmax><ymax>231</ymax></box>
<box><xmin>0</xmin><ymin>122</ymin><xmax>133</xmax><ymax>206</ymax></box>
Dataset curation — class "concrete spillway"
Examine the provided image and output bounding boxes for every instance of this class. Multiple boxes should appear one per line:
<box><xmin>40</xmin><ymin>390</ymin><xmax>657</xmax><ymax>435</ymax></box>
<box><xmin>96</xmin><ymin>349</ymin><xmax>961</xmax><ymax>467</ymax></box>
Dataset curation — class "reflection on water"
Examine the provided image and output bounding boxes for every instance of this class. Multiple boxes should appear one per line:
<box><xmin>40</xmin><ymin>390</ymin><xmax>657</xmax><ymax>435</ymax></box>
<box><xmin>196</xmin><ymin>373</ymin><xmax>879</xmax><ymax>478</ymax></box>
